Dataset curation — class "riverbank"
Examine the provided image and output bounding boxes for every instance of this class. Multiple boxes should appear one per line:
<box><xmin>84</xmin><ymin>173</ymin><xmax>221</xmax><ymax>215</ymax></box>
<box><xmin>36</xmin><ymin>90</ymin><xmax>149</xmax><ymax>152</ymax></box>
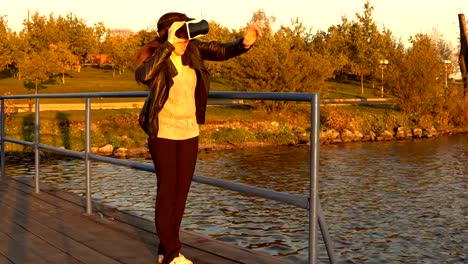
<box><xmin>3</xmin><ymin>104</ymin><xmax>467</xmax><ymax>158</ymax></box>
<box><xmin>91</xmin><ymin>124</ymin><xmax>468</xmax><ymax>159</ymax></box>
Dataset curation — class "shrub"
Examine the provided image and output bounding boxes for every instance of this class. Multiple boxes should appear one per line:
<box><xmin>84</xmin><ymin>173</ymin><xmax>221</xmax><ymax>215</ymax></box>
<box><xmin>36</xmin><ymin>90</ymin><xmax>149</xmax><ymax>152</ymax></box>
<box><xmin>95</xmin><ymin>110</ymin><xmax>146</xmax><ymax>148</ymax></box>
<box><xmin>3</xmin><ymin>92</ymin><xmax>17</xmax><ymax>121</ymax></box>
<box><xmin>256</xmin><ymin>123</ymin><xmax>297</xmax><ymax>145</ymax></box>
<box><xmin>211</xmin><ymin>127</ymin><xmax>256</xmax><ymax>144</ymax></box>
<box><xmin>321</xmin><ymin>107</ymin><xmax>351</xmax><ymax>132</ymax></box>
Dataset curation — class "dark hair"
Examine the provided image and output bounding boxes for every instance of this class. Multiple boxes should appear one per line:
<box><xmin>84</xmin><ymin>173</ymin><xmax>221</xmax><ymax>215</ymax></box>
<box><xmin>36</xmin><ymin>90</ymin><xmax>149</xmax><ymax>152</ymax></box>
<box><xmin>134</xmin><ymin>12</ymin><xmax>191</xmax><ymax>76</ymax></box>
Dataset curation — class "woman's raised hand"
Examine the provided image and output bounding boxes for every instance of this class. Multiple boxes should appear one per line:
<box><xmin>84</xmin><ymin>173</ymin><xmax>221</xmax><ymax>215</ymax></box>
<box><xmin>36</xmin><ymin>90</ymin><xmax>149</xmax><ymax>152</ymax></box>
<box><xmin>167</xmin><ymin>21</ymin><xmax>186</xmax><ymax>44</ymax></box>
<box><xmin>243</xmin><ymin>24</ymin><xmax>262</xmax><ymax>48</ymax></box>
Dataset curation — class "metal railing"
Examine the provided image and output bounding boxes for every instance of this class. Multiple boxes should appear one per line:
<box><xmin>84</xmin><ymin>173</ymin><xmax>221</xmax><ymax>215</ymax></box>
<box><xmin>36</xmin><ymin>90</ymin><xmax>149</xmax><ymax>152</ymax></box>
<box><xmin>0</xmin><ymin>91</ymin><xmax>336</xmax><ymax>264</ymax></box>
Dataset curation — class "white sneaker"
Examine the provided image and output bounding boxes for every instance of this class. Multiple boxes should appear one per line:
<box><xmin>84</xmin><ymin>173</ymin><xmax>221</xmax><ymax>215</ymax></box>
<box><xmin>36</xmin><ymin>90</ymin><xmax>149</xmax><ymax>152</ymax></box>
<box><xmin>169</xmin><ymin>253</ymin><xmax>193</xmax><ymax>264</ymax></box>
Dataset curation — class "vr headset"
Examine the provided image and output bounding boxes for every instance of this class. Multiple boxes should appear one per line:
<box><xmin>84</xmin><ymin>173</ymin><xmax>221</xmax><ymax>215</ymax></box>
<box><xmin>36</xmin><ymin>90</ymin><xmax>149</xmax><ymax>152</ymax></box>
<box><xmin>176</xmin><ymin>19</ymin><xmax>209</xmax><ymax>40</ymax></box>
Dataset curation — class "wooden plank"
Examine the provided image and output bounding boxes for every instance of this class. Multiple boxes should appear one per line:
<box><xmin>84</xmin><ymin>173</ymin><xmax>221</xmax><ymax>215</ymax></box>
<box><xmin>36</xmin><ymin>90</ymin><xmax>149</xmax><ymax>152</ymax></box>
<box><xmin>0</xmin><ymin>230</ymin><xmax>80</xmax><ymax>264</ymax></box>
<box><xmin>0</xmin><ymin>200</ymin><xmax>119</xmax><ymax>264</ymax></box>
<box><xmin>38</xmin><ymin>181</ymin><xmax>291</xmax><ymax>264</ymax></box>
<box><xmin>1</xmin><ymin>178</ymin><xmax>158</xmax><ymax>247</ymax></box>
<box><xmin>1</xmin><ymin>181</ymin><xmax>241</xmax><ymax>264</ymax></box>
<box><xmin>0</xmin><ymin>255</ymin><xmax>14</xmax><ymax>264</ymax></box>
<box><xmin>0</xmin><ymin>232</ymin><xmax>50</xmax><ymax>264</ymax></box>
<box><xmin>0</xmin><ymin>183</ymin><xmax>157</xmax><ymax>264</ymax></box>
<box><xmin>3</xmin><ymin>177</ymin><xmax>291</xmax><ymax>263</ymax></box>
<box><xmin>4</xmin><ymin>177</ymin><xmax>90</xmax><ymax>214</ymax></box>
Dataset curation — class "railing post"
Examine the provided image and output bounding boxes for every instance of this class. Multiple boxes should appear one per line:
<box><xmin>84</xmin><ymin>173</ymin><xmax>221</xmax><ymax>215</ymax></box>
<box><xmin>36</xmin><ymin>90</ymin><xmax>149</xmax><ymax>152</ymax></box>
<box><xmin>318</xmin><ymin>201</ymin><xmax>337</xmax><ymax>263</ymax></box>
<box><xmin>34</xmin><ymin>98</ymin><xmax>40</xmax><ymax>193</ymax></box>
<box><xmin>1</xmin><ymin>98</ymin><xmax>5</xmax><ymax>179</ymax></box>
<box><xmin>85</xmin><ymin>98</ymin><xmax>92</xmax><ymax>214</ymax></box>
<box><xmin>309</xmin><ymin>94</ymin><xmax>320</xmax><ymax>264</ymax></box>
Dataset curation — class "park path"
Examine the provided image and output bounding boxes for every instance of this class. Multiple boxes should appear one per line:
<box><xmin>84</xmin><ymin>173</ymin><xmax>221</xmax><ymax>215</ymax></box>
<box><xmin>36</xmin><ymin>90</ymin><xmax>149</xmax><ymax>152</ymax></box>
<box><xmin>11</xmin><ymin>102</ymin><xmax>145</xmax><ymax>112</ymax></box>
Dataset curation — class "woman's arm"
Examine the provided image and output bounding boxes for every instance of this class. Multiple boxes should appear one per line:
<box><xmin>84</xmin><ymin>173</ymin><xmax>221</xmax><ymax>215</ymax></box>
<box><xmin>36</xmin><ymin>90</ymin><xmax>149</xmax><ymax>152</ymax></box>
<box><xmin>196</xmin><ymin>24</ymin><xmax>262</xmax><ymax>61</ymax></box>
<box><xmin>195</xmin><ymin>39</ymin><xmax>248</xmax><ymax>61</ymax></box>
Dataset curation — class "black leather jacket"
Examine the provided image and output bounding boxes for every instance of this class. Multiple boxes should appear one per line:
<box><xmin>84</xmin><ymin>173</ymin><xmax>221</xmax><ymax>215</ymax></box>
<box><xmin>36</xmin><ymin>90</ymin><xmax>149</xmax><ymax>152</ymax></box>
<box><xmin>136</xmin><ymin>39</ymin><xmax>249</xmax><ymax>139</ymax></box>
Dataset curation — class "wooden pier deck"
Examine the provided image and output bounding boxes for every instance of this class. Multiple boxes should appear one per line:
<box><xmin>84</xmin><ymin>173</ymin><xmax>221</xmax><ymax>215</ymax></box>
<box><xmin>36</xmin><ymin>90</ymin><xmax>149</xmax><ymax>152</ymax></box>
<box><xmin>0</xmin><ymin>176</ymin><xmax>290</xmax><ymax>264</ymax></box>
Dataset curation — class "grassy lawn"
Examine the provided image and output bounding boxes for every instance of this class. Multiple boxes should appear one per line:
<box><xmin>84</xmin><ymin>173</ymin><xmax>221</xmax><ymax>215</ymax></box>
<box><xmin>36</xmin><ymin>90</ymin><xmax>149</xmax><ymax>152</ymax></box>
<box><xmin>326</xmin><ymin>79</ymin><xmax>381</xmax><ymax>98</ymax></box>
<box><xmin>1</xmin><ymin>65</ymin><xmax>141</xmax><ymax>93</ymax></box>
<box><xmin>0</xmin><ymin>66</ymin><xmax>401</xmax><ymax>152</ymax></box>
<box><xmin>0</xmin><ymin>65</ymin><xmax>145</xmax><ymax>104</ymax></box>
<box><xmin>0</xmin><ymin>66</ymin><xmax>380</xmax><ymax>100</ymax></box>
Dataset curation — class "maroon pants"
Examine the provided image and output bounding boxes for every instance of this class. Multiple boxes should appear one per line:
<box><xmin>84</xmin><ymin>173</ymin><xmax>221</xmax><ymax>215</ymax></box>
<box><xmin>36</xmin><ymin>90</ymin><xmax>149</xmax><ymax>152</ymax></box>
<box><xmin>148</xmin><ymin>137</ymin><xmax>199</xmax><ymax>264</ymax></box>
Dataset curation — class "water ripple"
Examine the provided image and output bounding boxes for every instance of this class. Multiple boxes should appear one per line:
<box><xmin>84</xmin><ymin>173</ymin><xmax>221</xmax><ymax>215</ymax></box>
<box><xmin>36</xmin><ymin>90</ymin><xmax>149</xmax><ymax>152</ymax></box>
<box><xmin>4</xmin><ymin>134</ymin><xmax>467</xmax><ymax>263</ymax></box>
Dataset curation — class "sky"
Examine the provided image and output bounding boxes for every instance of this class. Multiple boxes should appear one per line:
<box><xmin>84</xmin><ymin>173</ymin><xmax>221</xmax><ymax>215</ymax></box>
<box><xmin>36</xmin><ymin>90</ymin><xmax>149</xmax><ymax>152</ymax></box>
<box><xmin>1</xmin><ymin>0</ymin><xmax>467</xmax><ymax>48</ymax></box>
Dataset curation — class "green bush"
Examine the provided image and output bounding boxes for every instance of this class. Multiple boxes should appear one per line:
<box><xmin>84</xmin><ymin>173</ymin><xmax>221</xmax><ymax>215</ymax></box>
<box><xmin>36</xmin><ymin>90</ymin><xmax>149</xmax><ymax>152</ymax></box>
<box><xmin>320</xmin><ymin>106</ymin><xmax>351</xmax><ymax>132</ymax></box>
<box><xmin>211</xmin><ymin>128</ymin><xmax>256</xmax><ymax>144</ymax></box>
<box><xmin>95</xmin><ymin>110</ymin><xmax>146</xmax><ymax>148</ymax></box>
<box><xmin>256</xmin><ymin>123</ymin><xmax>297</xmax><ymax>145</ymax></box>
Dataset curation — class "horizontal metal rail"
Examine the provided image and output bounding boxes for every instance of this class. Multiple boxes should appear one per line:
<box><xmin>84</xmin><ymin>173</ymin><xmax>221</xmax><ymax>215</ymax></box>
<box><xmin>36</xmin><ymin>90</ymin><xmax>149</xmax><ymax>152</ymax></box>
<box><xmin>0</xmin><ymin>91</ymin><xmax>336</xmax><ymax>264</ymax></box>
<box><xmin>2</xmin><ymin>91</ymin><xmax>316</xmax><ymax>101</ymax></box>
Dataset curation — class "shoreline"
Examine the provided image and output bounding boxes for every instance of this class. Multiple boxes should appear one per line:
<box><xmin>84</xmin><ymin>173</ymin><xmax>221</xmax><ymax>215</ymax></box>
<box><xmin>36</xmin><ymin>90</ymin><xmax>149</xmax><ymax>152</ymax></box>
<box><xmin>2</xmin><ymin>125</ymin><xmax>467</xmax><ymax>159</ymax></box>
<box><xmin>85</xmin><ymin>127</ymin><xmax>468</xmax><ymax>158</ymax></box>
<box><xmin>199</xmin><ymin>127</ymin><xmax>468</xmax><ymax>150</ymax></box>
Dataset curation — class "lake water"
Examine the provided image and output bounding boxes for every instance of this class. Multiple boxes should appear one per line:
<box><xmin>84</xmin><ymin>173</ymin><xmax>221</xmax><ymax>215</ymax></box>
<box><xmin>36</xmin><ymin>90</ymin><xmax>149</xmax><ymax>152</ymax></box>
<box><xmin>3</xmin><ymin>134</ymin><xmax>467</xmax><ymax>263</ymax></box>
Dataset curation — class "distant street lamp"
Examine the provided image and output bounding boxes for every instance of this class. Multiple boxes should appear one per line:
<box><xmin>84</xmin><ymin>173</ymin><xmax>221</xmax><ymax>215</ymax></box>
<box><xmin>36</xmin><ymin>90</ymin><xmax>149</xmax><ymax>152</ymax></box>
<box><xmin>443</xmin><ymin>60</ymin><xmax>451</xmax><ymax>90</ymax></box>
<box><xmin>379</xmin><ymin>59</ymin><xmax>389</xmax><ymax>98</ymax></box>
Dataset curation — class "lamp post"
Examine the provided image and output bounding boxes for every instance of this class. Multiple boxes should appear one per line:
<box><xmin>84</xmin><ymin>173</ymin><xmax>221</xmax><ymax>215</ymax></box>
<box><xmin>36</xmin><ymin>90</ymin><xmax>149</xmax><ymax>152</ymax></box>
<box><xmin>443</xmin><ymin>60</ymin><xmax>451</xmax><ymax>90</ymax></box>
<box><xmin>379</xmin><ymin>59</ymin><xmax>389</xmax><ymax>97</ymax></box>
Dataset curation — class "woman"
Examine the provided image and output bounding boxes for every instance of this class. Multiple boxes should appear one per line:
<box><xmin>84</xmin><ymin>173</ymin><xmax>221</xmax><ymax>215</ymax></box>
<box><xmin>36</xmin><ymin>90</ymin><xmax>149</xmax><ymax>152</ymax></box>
<box><xmin>134</xmin><ymin>12</ymin><xmax>261</xmax><ymax>264</ymax></box>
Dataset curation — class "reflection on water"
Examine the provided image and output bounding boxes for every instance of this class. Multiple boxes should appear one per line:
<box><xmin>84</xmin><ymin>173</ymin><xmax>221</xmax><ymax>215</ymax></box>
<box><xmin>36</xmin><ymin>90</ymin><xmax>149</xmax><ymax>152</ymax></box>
<box><xmin>4</xmin><ymin>134</ymin><xmax>467</xmax><ymax>263</ymax></box>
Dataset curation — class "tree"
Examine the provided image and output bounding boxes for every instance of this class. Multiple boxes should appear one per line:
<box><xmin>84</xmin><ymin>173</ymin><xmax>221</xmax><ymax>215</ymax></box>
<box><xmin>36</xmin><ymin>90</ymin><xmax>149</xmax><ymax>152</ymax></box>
<box><xmin>10</xmin><ymin>12</ymin><xmax>99</xmax><ymax>89</ymax></box>
<box><xmin>326</xmin><ymin>1</ymin><xmax>398</xmax><ymax>96</ymax></box>
<box><xmin>55</xmin><ymin>13</ymin><xmax>97</xmax><ymax>66</ymax></box>
<box><xmin>216</xmin><ymin>10</ymin><xmax>333</xmax><ymax>111</ymax></box>
<box><xmin>21</xmin><ymin>48</ymin><xmax>60</xmax><ymax>94</ymax></box>
<box><xmin>311</xmin><ymin>27</ymin><xmax>350</xmax><ymax>82</ymax></box>
<box><xmin>0</xmin><ymin>16</ymin><xmax>13</xmax><ymax>71</ymax></box>
<box><xmin>49</xmin><ymin>42</ymin><xmax>79</xmax><ymax>84</ymax></box>
<box><xmin>94</xmin><ymin>22</ymin><xmax>107</xmax><ymax>54</ymax></box>
<box><xmin>346</xmin><ymin>1</ymin><xmax>382</xmax><ymax>95</ymax></box>
<box><xmin>23</xmin><ymin>12</ymin><xmax>53</xmax><ymax>52</ymax></box>
<box><xmin>9</xmin><ymin>32</ymin><xmax>30</xmax><ymax>80</ymax></box>
<box><xmin>388</xmin><ymin>34</ymin><xmax>444</xmax><ymax>117</ymax></box>
<box><xmin>371</xmin><ymin>28</ymin><xmax>400</xmax><ymax>81</ymax></box>
<box><xmin>203</xmin><ymin>21</ymin><xmax>238</xmax><ymax>79</ymax></box>
<box><xmin>134</xmin><ymin>29</ymin><xmax>157</xmax><ymax>47</ymax></box>
<box><xmin>103</xmin><ymin>29</ymin><xmax>138</xmax><ymax>76</ymax></box>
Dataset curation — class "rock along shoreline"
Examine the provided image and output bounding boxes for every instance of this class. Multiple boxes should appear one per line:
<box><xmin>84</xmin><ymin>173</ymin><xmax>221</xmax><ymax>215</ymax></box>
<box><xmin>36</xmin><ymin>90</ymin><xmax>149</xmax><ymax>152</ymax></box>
<box><xmin>93</xmin><ymin>126</ymin><xmax>468</xmax><ymax>159</ymax></box>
